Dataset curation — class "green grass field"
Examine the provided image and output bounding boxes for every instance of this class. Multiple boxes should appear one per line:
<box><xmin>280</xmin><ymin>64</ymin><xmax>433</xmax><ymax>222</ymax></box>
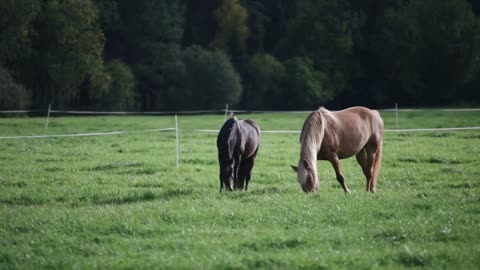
<box><xmin>1</xmin><ymin>110</ymin><xmax>480</xmax><ymax>269</ymax></box>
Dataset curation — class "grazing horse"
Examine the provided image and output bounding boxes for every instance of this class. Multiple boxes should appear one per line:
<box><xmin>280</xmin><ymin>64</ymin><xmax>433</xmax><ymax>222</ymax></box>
<box><xmin>217</xmin><ymin>116</ymin><xmax>261</xmax><ymax>191</ymax></box>
<box><xmin>291</xmin><ymin>106</ymin><xmax>384</xmax><ymax>193</ymax></box>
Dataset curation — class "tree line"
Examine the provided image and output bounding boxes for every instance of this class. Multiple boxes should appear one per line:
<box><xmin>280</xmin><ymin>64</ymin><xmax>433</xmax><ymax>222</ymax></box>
<box><xmin>1</xmin><ymin>0</ymin><xmax>480</xmax><ymax>111</ymax></box>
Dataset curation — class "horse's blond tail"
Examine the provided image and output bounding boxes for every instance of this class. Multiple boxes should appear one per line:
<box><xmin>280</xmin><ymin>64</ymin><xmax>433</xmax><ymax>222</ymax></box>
<box><xmin>371</xmin><ymin>138</ymin><xmax>383</xmax><ymax>192</ymax></box>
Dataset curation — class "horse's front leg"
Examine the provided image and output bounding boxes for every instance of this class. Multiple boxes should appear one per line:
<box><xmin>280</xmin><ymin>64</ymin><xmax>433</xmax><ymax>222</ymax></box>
<box><xmin>329</xmin><ymin>156</ymin><xmax>351</xmax><ymax>194</ymax></box>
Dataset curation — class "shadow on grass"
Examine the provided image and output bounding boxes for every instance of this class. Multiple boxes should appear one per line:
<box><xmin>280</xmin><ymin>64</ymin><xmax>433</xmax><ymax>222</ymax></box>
<box><xmin>93</xmin><ymin>188</ymin><xmax>194</xmax><ymax>205</ymax></box>
<box><xmin>447</xmin><ymin>182</ymin><xmax>480</xmax><ymax>189</ymax></box>
<box><xmin>90</xmin><ymin>161</ymin><xmax>144</xmax><ymax>171</ymax></box>
<box><xmin>374</xmin><ymin>228</ymin><xmax>407</xmax><ymax>246</ymax></box>
<box><xmin>396</xmin><ymin>249</ymin><xmax>431</xmax><ymax>267</ymax></box>
<box><xmin>398</xmin><ymin>157</ymin><xmax>462</xmax><ymax>164</ymax></box>
<box><xmin>0</xmin><ymin>195</ymin><xmax>47</xmax><ymax>206</ymax></box>
<box><xmin>242</xmin><ymin>238</ymin><xmax>305</xmax><ymax>251</ymax></box>
<box><xmin>181</xmin><ymin>158</ymin><xmax>216</xmax><ymax>166</ymax></box>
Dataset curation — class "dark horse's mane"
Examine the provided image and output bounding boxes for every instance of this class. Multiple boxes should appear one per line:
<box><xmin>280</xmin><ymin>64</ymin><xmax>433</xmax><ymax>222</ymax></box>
<box><xmin>217</xmin><ymin>117</ymin><xmax>239</xmax><ymax>161</ymax></box>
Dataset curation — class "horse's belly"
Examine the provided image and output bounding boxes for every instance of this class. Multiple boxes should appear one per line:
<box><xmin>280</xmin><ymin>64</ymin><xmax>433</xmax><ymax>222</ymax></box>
<box><xmin>318</xmin><ymin>139</ymin><xmax>366</xmax><ymax>160</ymax></box>
<box><xmin>338</xmin><ymin>142</ymin><xmax>367</xmax><ymax>159</ymax></box>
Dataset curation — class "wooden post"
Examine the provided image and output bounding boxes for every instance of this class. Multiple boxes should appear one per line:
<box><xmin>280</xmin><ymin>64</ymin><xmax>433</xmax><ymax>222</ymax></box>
<box><xmin>224</xmin><ymin>104</ymin><xmax>229</xmax><ymax>121</ymax></box>
<box><xmin>45</xmin><ymin>104</ymin><xmax>51</xmax><ymax>129</ymax></box>
<box><xmin>395</xmin><ymin>103</ymin><xmax>399</xmax><ymax>130</ymax></box>
<box><xmin>175</xmin><ymin>115</ymin><xmax>179</xmax><ymax>167</ymax></box>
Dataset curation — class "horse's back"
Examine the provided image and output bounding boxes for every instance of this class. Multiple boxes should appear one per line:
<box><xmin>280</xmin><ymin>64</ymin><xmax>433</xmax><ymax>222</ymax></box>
<box><xmin>334</xmin><ymin>106</ymin><xmax>383</xmax><ymax>131</ymax></box>
<box><xmin>320</xmin><ymin>106</ymin><xmax>383</xmax><ymax>159</ymax></box>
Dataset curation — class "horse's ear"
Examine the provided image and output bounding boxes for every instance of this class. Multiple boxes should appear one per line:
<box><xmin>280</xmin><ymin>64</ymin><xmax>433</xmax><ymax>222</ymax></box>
<box><xmin>290</xmin><ymin>165</ymin><xmax>298</xmax><ymax>172</ymax></box>
<box><xmin>302</xmin><ymin>159</ymin><xmax>310</xmax><ymax>170</ymax></box>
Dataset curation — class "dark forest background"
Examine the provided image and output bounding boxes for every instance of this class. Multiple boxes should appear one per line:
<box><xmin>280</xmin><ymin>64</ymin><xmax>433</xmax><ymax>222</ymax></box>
<box><xmin>1</xmin><ymin>0</ymin><xmax>480</xmax><ymax>111</ymax></box>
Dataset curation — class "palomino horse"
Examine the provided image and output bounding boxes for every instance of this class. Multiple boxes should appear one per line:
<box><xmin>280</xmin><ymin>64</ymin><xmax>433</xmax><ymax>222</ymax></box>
<box><xmin>291</xmin><ymin>107</ymin><xmax>384</xmax><ymax>193</ymax></box>
<box><xmin>217</xmin><ymin>116</ymin><xmax>261</xmax><ymax>191</ymax></box>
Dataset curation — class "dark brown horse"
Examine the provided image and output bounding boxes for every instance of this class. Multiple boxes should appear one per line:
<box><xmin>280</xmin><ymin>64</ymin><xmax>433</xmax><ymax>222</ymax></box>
<box><xmin>291</xmin><ymin>107</ymin><xmax>384</xmax><ymax>193</ymax></box>
<box><xmin>217</xmin><ymin>116</ymin><xmax>261</xmax><ymax>191</ymax></box>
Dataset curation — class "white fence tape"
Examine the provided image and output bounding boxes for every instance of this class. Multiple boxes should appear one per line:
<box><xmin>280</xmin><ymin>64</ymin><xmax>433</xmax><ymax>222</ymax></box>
<box><xmin>0</xmin><ymin>110</ymin><xmax>45</xmax><ymax>113</ymax></box>
<box><xmin>191</xmin><ymin>127</ymin><xmax>480</xmax><ymax>134</ymax></box>
<box><xmin>49</xmin><ymin>109</ymin><xmax>223</xmax><ymax>115</ymax></box>
<box><xmin>3</xmin><ymin>107</ymin><xmax>480</xmax><ymax>114</ymax></box>
<box><xmin>0</xmin><ymin>128</ymin><xmax>175</xmax><ymax>140</ymax></box>
<box><xmin>384</xmin><ymin>127</ymin><xmax>480</xmax><ymax>132</ymax></box>
<box><xmin>1</xmin><ymin>126</ymin><xmax>480</xmax><ymax>140</ymax></box>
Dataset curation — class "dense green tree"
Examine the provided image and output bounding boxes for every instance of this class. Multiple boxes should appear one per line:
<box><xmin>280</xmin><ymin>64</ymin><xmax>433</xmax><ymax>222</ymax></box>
<box><xmin>346</xmin><ymin>0</ymin><xmax>480</xmax><ymax>107</ymax></box>
<box><xmin>241</xmin><ymin>0</ymin><xmax>267</xmax><ymax>53</ymax></box>
<box><xmin>89</xmin><ymin>60</ymin><xmax>135</xmax><ymax>110</ymax></box>
<box><xmin>19</xmin><ymin>0</ymin><xmax>109</xmax><ymax>109</ymax></box>
<box><xmin>166</xmin><ymin>46</ymin><xmax>242</xmax><ymax>110</ymax></box>
<box><xmin>367</xmin><ymin>0</ymin><xmax>480</xmax><ymax>106</ymax></box>
<box><xmin>275</xmin><ymin>0</ymin><xmax>355</xmax><ymax>107</ymax></box>
<box><xmin>2</xmin><ymin>0</ymin><xmax>480</xmax><ymax>110</ymax></box>
<box><xmin>282</xmin><ymin>57</ymin><xmax>332</xmax><ymax>109</ymax></box>
<box><xmin>211</xmin><ymin>0</ymin><xmax>249</xmax><ymax>51</ymax></box>
<box><xmin>0</xmin><ymin>67</ymin><xmax>31</xmax><ymax>110</ymax></box>
<box><xmin>106</xmin><ymin>0</ymin><xmax>185</xmax><ymax>110</ymax></box>
<box><xmin>183</xmin><ymin>0</ymin><xmax>220</xmax><ymax>48</ymax></box>
<box><xmin>211</xmin><ymin>0</ymin><xmax>250</xmax><ymax>70</ymax></box>
<box><xmin>242</xmin><ymin>53</ymin><xmax>285</xmax><ymax>109</ymax></box>
<box><xmin>0</xmin><ymin>0</ymin><xmax>40</xmax><ymax>65</ymax></box>
<box><xmin>415</xmin><ymin>0</ymin><xmax>480</xmax><ymax>104</ymax></box>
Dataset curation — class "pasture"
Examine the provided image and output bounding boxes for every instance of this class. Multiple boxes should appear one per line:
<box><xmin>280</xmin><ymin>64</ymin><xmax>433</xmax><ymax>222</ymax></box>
<box><xmin>1</xmin><ymin>110</ymin><xmax>480</xmax><ymax>269</ymax></box>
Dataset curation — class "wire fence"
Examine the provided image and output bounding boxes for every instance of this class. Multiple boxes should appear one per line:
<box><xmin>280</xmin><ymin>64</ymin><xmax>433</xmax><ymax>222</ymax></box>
<box><xmin>2</xmin><ymin>104</ymin><xmax>479</xmax><ymax>167</ymax></box>
<box><xmin>1</xmin><ymin>104</ymin><xmax>480</xmax><ymax>139</ymax></box>
<box><xmin>0</xmin><ymin>104</ymin><xmax>480</xmax><ymax>139</ymax></box>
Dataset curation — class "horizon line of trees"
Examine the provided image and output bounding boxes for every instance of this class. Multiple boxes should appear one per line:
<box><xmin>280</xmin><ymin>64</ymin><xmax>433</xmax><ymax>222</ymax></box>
<box><xmin>1</xmin><ymin>0</ymin><xmax>480</xmax><ymax>111</ymax></box>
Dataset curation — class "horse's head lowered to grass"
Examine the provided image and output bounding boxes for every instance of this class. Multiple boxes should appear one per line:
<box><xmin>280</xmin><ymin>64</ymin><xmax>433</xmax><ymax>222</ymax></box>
<box><xmin>291</xmin><ymin>159</ymin><xmax>318</xmax><ymax>193</ymax></box>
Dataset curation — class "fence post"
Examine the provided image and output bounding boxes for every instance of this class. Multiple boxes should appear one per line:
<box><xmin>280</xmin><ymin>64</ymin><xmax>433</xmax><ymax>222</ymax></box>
<box><xmin>224</xmin><ymin>104</ymin><xmax>229</xmax><ymax>121</ymax></box>
<box><xmin>395</xmin><ymin>103</ymin><xmax>399</xmax><ymax>130</ymax></box>
<box><xmin>45</xmin><ymin>104</ymin><xmax>51</xmax><ymax>129</ymax></box>
<box><xmin>175</xmin><ymin>114</ymin><xmax>179</xmax><ymax>168</ymax></box>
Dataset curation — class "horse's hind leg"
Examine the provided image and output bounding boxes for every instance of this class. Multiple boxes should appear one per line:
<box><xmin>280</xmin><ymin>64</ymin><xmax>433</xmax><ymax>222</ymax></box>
<box><xmin>233</xmin><ymin>155</ymin><xmax>241</xmax><ymax>190</ymax></box>
<box><xmin>243</xmin><ymin>156</ymin><xmax>256</xmax><ymax>191</ymax></box>
<box><xmin>329</xmin><ymin>156</ymin><xmax>351</xmax><ymax>194</ymax></box>
<box><xmin>356</xmin><ymin>147</ymin><xmax>375</xmax><ymax>193</ymax></box>
<box><xmin>237</xmin><ymin>161</ymin><xmax>247</xmax><ymax>191</ymax></box>
<box><xmin>219</xmin><ymin>175</ymin><xmax>223</xmax><ymax>192</ymax></box>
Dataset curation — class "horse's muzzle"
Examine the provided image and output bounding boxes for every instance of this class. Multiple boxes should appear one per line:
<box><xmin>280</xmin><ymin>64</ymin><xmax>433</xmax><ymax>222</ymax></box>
<box><xmin>302</xmin><ymin>187</ymin><xmax>318</xmax><ymax>193</ymax></box>
<box><xmin>301</xmin><ymin>181</ymin><xmax>318</xmax><ymax>193</ymax></box>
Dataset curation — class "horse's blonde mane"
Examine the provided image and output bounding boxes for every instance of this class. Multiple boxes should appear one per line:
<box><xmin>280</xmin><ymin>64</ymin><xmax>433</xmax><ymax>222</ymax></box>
<box><xmin>299</xmin><ymin>107</ymin><xmax>329</xmax><ymax>164</ymax></box>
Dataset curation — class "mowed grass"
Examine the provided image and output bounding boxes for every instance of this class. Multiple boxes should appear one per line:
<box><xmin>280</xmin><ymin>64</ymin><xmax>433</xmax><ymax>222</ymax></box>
<box><xmin>0</xmin><ymin>110</ymin><xmax>480</xmax><ymax>269</ymax></box>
